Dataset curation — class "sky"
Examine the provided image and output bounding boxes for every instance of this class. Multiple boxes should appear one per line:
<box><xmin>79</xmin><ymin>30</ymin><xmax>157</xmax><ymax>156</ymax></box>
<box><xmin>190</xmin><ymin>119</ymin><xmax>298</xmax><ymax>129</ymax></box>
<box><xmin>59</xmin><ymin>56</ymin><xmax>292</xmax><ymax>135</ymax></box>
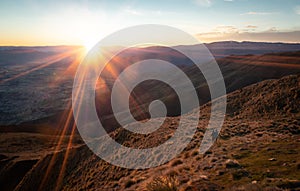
<box><xmin>0</xmin><ymin>0</ymin><xmax>300</xmax><ymax>46</ymax></box>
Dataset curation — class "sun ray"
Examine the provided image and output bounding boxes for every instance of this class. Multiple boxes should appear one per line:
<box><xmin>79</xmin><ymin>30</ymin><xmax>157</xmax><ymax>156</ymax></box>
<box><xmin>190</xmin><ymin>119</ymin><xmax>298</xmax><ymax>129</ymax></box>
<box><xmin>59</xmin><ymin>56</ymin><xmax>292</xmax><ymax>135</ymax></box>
<box><xmin>0</xmin><ymin>48</ymin><xmax>83</xmax><ymax>85</ymax></box>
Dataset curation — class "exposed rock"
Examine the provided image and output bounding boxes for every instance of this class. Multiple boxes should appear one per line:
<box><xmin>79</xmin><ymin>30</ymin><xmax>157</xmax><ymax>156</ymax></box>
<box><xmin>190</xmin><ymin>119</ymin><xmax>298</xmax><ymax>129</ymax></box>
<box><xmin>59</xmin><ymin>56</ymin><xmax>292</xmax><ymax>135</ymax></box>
<box><xmin>231</xmin><ymin>169</ymin><xmax>250</xmax><ymax>180</ymax></box>
<box><xmin>199</xmin><ymin>175</ymin><xmax>209</xmax><ymax>180</ymax></box>
<box><xmin>268</xmin><ymin>158</ymin><xmax>277</xmax><ymax>161</ymax></box>
<box><xmin>225</xmin><ymin>159</ymin><xmax>241</xmax><ymax>169</ymax></box>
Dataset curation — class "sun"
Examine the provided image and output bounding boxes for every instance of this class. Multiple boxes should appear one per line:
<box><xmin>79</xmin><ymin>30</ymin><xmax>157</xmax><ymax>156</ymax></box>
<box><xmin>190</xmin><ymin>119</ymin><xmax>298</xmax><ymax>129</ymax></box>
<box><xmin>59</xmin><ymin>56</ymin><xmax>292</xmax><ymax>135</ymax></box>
<box><xmin>83</xmin><ymin>39</ymin><xmax>97</xmax><ymax>53</ymax></box>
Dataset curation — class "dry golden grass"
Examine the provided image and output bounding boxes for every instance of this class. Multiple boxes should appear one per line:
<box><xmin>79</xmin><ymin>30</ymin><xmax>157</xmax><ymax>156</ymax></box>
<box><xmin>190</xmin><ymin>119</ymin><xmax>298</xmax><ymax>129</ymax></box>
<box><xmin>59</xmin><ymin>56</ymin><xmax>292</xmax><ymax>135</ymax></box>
<box><xmin>1</xmin><ymin>75</ymin><xmax>300</xmax><ymax>191</ymax></box>
<box><xmin>146</xmin><ymin>176</ymin><xmax>179</xmax><ymax>191</ymax></box>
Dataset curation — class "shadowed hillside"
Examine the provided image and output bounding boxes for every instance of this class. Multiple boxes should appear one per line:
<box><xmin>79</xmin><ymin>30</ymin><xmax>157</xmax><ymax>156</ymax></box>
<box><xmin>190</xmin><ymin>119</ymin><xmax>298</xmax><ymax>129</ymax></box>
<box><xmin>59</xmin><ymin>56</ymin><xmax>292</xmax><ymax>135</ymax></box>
<box><xmin>94</xmin><ymin>50</ymin><xmax>300</xmax><ymax>132</ymax></box>
<box><xmin>1</xmin><ymin>44</ymin><xmax>300</xmax><ymax>127</ymax></box>
<box><xmin>1</xmin><ymin>75</ymin><xmax>299</xmax><ymax>191</ymax></box>
<box><xmin>1</xmin><ymin>50</ymin><xmax>300</xmax><ymax>135</ymax></box>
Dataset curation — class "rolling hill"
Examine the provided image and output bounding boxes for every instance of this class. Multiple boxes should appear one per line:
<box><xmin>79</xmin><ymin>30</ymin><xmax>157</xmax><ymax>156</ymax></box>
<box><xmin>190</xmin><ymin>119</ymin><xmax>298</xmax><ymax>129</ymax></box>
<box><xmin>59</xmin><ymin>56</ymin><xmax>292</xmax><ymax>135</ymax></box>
<box><xmin>1</xmin><ymin>74</ymin><xmax>299</xmax><ymax>191</ymax></box>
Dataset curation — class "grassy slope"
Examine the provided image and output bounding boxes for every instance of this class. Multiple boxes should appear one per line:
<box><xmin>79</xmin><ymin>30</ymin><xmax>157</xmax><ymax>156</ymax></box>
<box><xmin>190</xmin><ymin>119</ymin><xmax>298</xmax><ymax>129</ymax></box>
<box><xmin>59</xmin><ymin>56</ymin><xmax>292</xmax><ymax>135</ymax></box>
<box><xmin>6</xmin><ymin>75</ymin><xmax>299</xmax><ymax>191</ymax></box>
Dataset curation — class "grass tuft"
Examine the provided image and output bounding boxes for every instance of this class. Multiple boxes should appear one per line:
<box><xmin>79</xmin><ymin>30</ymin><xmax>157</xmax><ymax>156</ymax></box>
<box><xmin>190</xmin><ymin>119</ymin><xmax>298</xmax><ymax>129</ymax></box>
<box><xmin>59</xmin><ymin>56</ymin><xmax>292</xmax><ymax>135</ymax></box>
<box><xmin>146</xmin><ymin>175</ymin><xmax>179</xmax><ymax>191</ymax></box>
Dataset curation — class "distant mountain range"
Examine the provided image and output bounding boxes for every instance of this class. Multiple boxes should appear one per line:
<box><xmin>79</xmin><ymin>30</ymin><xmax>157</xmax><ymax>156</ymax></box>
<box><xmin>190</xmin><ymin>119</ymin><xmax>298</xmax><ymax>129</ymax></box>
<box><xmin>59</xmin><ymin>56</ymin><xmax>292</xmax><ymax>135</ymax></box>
<box><xmin>0</xmin><ymin>41</ymin><xmax>300</xmax><ymax>126</ymax></box>
<box><xmin>1</xmin><ymin>41</ymin><xmax>300</xmax><ymax>57</ymax></box>
<box><xmin>184</xmin><ymin>41</ymin><xmax>300</xmax><ymax>58</ymax></box>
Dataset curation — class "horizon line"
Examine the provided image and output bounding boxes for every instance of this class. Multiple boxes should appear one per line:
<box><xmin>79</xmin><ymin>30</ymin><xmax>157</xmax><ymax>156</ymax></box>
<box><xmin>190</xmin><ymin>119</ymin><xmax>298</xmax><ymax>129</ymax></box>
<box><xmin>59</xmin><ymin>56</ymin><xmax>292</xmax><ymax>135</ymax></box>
<box><xmin>1</xmin><ymin>40</ymin><xmax>300</xmax><ymax>47</ymax></box>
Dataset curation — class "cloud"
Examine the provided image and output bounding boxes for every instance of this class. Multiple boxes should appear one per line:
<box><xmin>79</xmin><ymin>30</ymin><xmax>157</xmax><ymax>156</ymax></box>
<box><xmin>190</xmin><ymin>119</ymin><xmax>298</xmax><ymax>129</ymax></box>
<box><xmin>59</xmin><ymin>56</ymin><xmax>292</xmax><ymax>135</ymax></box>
<box><xmin>246</xmin><ymin>25</ymin><xmax>258</xmax><ymax>29</ymax></box>
<box><xmin>243</xmin><ymin>25</ymin><xmax>258</xmax><ymax>32</ymax></box>
<box><xmin>122</xmin><ymin>6</ymin><xmax>176</xmax><ymax>16</ymax></box>
<box><xmin>215</xmin><ymin>25</ymin><xmax>239</xmax><ymax>33</ymax></box>
<box><xmin>295</xmin><ymin>6</ymin><xmax>300</xmax><ymax>15</ymax></box>
<box><xmin>124</xmin><ymin>7</ymin><xmax>142</xmax><ymax>15</ymax></box>
<box><xmin>241</xmin><ymin>11</ymin><xmax>277</xmax><ymax>15</ymax></box>
<box><xmin>267</xmin><ymin>27</ymin><xmax>278</xmax><ymax>32</ymax></box>
<box><xmin>194</xmin><ymin>0</ymin><xmax>213</xmax><ymax>7</ymax></box>
<box><xmin>193</xmin><ymin>0</ymin><xmax>235</xmax><ymax>7</ymax></box>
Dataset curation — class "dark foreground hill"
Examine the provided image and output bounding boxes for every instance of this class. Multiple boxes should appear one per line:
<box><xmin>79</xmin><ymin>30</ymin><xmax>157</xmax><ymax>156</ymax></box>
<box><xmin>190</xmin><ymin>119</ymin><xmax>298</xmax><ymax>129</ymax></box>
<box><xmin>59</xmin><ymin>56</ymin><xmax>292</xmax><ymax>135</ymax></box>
<box><xmin>1</xmin><ymin>74</ymin><xmax>299</xmax><ymax>191</ymax></box>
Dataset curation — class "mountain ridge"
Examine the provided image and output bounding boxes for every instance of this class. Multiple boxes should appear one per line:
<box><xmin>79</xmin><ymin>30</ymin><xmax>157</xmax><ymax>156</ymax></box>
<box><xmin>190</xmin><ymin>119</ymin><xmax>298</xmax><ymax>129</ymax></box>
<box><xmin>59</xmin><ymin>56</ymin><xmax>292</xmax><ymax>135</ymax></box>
<box><xmin>2</xmin><ymin>74</ymin><xmax>299</xmax><ymax>191</ymax></box>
